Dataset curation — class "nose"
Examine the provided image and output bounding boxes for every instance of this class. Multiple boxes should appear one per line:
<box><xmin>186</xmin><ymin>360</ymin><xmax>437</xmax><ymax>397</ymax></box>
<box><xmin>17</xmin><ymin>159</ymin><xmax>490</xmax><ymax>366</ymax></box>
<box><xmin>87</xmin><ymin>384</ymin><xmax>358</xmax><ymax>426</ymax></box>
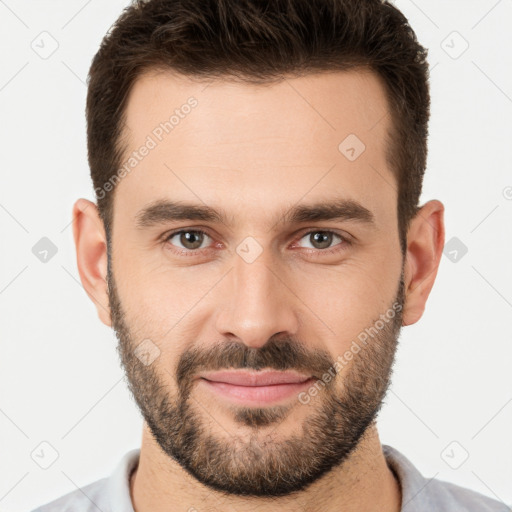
<box><xmin>214</xmin><ymin>247</ymin><xmax>300</xmax><ymax>349</ymax></box>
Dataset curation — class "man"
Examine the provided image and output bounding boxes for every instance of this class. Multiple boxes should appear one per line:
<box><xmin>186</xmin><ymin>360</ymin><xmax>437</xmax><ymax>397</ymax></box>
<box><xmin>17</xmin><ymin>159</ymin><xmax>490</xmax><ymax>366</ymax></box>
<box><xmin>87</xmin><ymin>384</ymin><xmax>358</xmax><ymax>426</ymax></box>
<box><xmin>31</xmin><ymin>0</ymin><xmax>508</xmax><ymax>511</ymax></box>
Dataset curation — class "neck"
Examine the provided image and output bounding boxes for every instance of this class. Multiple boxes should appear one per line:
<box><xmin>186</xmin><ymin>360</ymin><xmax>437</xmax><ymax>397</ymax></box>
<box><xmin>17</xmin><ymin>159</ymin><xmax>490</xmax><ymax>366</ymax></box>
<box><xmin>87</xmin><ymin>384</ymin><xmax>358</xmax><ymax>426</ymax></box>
<box><xmin>130</xmin><ymin>423</ymin><xmax>402</xmax><ymax>512</ymax></box>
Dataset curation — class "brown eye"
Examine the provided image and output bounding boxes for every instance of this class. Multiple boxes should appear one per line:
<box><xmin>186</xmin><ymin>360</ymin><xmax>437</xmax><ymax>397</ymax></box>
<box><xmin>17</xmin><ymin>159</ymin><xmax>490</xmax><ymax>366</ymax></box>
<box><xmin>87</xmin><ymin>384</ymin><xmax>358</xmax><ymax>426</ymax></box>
<box><xmin>300</xmin><ymin>231</ymin><xmax>343</xmax><ymax>250</ymax></box>
<box><xmin>166</xmin><ymin>230</ymin><xmax>210</xmax><ymax>250</ymax></box>
<box><xmin>310</xmin><ymin>232</ymin><xmax>333</xmax><ymax>249</ymax></box>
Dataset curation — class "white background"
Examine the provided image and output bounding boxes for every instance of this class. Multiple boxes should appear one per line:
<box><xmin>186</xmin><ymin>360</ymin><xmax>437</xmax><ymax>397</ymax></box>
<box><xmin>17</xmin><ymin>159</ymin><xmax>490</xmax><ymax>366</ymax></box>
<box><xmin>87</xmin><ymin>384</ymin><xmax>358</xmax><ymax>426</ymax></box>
<box><xmin>1</xmin><ymin>1</ymin><xmax>511</xmax><ymax>511</ymax></box>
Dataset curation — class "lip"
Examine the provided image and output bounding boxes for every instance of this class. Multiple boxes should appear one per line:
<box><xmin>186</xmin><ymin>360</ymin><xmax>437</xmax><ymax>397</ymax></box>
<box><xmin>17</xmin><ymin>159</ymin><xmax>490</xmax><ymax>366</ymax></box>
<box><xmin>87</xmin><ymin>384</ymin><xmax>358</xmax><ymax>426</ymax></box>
<box><xmin>199</xmin><ymin>370</ymin><xmax>313</xmax><ymax>386</ymax></box>
<box><xmin>196</xmin><ymin>370</ymin><xmax>317</xmax><ymax>405</ymax></box>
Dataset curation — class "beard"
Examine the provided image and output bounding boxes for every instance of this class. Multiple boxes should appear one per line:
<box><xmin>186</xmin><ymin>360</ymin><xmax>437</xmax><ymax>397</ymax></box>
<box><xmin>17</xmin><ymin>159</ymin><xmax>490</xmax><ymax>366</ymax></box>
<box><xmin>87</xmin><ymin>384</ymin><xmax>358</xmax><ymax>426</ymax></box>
<box><xmin>107</xmin><ymin>263</ymin><xmax>405</xmax><ymax>497</ymax></box>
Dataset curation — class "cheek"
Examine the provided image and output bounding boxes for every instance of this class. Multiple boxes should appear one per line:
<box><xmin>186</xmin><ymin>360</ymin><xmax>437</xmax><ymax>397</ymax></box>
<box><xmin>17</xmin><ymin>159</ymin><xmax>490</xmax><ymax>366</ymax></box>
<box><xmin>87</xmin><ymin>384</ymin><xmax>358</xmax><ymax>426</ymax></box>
<box><xmin>290</xmin><ymin>254</ymin><xmax>401</xmax><ymax>352</ymax></box>
<box><xmin>114</xmin><ymin>238</ymin><xmax>203</xmax><ymax>319</ymax></box>
<box><xmin>113</xmin><ymin>228</ymin><xmax>401</xmax><ymax>360</ymax></box>
<box><xmin>113</xmin><ymin>257</ymin><xmax>219</xmax><ymax>361</ymax></box>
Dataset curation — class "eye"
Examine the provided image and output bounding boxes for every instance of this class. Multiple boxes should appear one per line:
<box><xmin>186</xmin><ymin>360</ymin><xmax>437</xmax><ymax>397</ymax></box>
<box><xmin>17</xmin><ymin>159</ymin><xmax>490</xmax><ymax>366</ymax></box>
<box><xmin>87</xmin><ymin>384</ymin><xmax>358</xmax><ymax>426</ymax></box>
<box><xmin>165</xmin><ymin>230</ymin><xmax>212</xmax><ymax>251</ymax></box>
<box><xmin>296</xmin><ymin>230</ymin><xmax>349</xmax><ymax>252</ymax></box>
<box><xmin>162</xmin><ymin>228</ymin><xmax>351</xmax><ymax>257</ymax></box>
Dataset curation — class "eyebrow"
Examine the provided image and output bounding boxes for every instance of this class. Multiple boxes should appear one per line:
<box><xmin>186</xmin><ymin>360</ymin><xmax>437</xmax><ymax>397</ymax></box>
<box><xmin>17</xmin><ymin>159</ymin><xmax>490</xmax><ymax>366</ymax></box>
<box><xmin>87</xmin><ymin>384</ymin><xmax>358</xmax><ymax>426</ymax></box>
<box><xmin>135</xmin><ymin>198</ymin><xmax>376</xmax><ymax>230</ymax></box>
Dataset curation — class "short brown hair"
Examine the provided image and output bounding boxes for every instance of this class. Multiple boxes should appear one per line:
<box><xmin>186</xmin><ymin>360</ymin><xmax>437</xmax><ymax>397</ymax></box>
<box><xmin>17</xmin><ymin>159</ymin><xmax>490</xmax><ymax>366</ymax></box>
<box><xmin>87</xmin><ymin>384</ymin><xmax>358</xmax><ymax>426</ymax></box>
<box><xmin>86</xmin><ymin>0</ymin><xmax>430</xmax><ymax>254</ymax></box>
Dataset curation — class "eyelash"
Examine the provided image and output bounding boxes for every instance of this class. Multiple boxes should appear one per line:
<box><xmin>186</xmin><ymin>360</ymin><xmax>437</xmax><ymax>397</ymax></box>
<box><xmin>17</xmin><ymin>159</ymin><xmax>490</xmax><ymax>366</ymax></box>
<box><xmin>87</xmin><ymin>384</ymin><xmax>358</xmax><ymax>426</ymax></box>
<box><xmin>162</xmin><ymin>228</ymin><xmax>353</xmax><ymax>257</ymax></box>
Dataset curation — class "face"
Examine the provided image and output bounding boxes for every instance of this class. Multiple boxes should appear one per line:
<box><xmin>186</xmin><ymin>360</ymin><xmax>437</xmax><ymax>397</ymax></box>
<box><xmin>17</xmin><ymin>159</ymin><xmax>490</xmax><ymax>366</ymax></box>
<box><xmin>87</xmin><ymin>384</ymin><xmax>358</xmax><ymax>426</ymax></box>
<box><xmin>106</xmin><ymin>69</ymin><xmax>406</xmax><ymax>496</ymax></box>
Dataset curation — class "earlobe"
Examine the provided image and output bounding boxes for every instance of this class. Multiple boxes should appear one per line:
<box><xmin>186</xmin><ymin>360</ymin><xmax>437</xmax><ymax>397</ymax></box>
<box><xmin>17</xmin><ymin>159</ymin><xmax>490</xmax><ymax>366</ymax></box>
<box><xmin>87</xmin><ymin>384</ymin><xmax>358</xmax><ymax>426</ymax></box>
<box><xmin>72</xmin><ymin>198</ymin><xmax>112</xmax><ymax>327</ymax></box>
<box><xmin>401</xmin><ymin>200</ymin><xmax>445</xmax><ymax>327</ymax></box>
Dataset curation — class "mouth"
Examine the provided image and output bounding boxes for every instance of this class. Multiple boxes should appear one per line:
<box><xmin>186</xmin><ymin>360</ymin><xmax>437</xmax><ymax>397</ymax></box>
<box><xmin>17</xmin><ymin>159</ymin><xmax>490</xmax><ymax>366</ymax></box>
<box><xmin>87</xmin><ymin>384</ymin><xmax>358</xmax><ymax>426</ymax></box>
<box><xmin>196</xmin><ymin>370</ymin><xmax>317</xmax><ymax>405</ymax></box>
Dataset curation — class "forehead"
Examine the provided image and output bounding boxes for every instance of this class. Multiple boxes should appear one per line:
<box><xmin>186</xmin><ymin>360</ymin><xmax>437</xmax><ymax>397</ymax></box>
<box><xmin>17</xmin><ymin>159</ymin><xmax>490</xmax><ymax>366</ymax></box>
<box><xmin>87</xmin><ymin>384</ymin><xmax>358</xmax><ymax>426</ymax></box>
<box><xmin>115</xmin><ymin>68</ymin><xmax>396</xmax><ymax>227</ymax></box>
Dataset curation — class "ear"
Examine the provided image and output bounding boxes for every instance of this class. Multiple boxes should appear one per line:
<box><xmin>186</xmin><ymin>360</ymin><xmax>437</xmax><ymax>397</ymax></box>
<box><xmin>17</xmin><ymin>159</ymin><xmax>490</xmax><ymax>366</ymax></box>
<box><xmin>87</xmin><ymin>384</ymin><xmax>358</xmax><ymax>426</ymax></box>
<box><xmin>72</xmin><ymin>198</ymin><xmax>111</xmax><ymax>327</ymax></box>
<box><xmin>402</xmin><ymin>199</ymin><xmax>445</xmax><ymax>326</ymax></box>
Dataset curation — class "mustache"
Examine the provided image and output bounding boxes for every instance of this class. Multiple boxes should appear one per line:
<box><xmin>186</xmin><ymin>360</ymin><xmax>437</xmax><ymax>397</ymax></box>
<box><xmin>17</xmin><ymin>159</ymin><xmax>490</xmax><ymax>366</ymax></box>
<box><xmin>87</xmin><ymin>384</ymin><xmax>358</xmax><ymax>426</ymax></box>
<box><xmin>176</xmin><ymin>337</ymin><xmax>335</xmax><ymax>390</ymax></box>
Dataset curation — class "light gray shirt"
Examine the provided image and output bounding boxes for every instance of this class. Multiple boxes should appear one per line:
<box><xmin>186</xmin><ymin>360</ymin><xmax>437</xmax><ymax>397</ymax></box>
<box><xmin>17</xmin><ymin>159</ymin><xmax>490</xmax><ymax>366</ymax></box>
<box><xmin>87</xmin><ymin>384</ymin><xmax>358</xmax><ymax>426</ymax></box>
<box><xmin>30</xmin><ymin>444</ymin><xmax>510</xmax><ymax>511</ymax></box>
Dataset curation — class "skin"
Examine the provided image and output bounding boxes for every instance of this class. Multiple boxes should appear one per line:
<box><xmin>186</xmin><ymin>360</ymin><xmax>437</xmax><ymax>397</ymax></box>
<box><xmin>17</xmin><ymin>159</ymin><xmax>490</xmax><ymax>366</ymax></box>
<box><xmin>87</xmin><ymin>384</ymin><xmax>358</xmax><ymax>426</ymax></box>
<box><xmin>72</xmin><ymin>68</ymin><xmax>444</xmax><ymax>512</ymax></box>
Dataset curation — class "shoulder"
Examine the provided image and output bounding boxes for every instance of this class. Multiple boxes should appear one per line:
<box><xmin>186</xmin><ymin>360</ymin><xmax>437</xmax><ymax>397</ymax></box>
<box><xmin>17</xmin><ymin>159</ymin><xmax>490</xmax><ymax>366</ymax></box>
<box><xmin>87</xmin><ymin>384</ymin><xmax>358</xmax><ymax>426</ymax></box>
<box><xmin>29</xmin><ymin>448</ymin><xmax>139</xmax><ymax>512</ymax></box>
<box><xmin>29</xmin><ymin>477</ymin><xmax>110</xmax><ymax>512</ymax></box>
<box><xmin>426</xmin><ymin>477</ymin><xmax>510</xmax><ymax>512</ymax></box>
<box><xmin>382</xmin><ymin>444</ymin><xmax>510</xmax><ymax>512</ymax></box>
